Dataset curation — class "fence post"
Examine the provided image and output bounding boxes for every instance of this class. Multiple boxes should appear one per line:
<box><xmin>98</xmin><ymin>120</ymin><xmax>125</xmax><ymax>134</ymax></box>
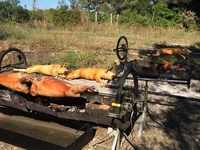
<box><xmin>117</xmin><ymin>14</ymin><xmax>119</xmax><ymax>24</ymax></box>
<box><xmin>95</xmin><ymin>11</ymin><xmax>98</xmax><ymax>23</ymax></box>
<box><xmin>110</xmin><ymin>13</ymin><xmax>113</xmax><ymax>24</ymax></box>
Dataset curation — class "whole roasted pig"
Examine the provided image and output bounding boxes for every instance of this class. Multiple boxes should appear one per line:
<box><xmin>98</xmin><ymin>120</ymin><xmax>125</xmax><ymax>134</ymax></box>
<box><xmin>0</xmin><ymin>72</ymin><xmax>33</xmax><ymax>94</ymax></box>
<box><xmin>13</xmin><ymin>64</ymin><xmax>68</xmax><ymax>77</ymax></box>
<box><xmin>30</xmin><ymin>76</ymin><xmax>95</xmax><ymax>97</ymax></box>
<box><xmin>65</xmin><ymin>68</ymin><xmax>116</xmax><ymax>86</ymax></box>
<box><xmin>154</xmin><ymin>47</ymin><xmax>191</xmax><ymax>58</ymax></box>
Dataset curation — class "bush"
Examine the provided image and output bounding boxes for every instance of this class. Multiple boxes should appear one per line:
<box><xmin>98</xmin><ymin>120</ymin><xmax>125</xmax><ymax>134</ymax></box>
<box><xmin>152</xmin><ymin>0</ymin><xmax>183</xmax><ymax>28</ymax></box>
<box><xmin>0</xmin><ymin>23</ymin><xmax>26</xmax><ymax>40</ymax></box>
<box><xmin>119</xmin><ymin>9</ymin><xmax>153</xmax><ymax>26</ymax></box>
<box><xmin>51</xmin><ymin>7</ymin><xmax>82</xmax><ymax>26</ymax></box>
<box><xmin>29</xmin><ymin>9</ymin><xmax>45</xmax><ymax>22</ymax></box>
<box><xmin>182</xmin><ymin>10</ymin><xmax>198</xmax><ymax>31</ymax></box>
<box><xmin>0</xmin><ymin>1</ymin><xmax>29</xmax><ymax>23</ymax></box>
<box><xmin>61</xmin><ymin>51</ymin><xmax>84</xmax><ymax>69</ymax></box>
<box><xmin>119</xmin><ymin>0</ymin><xmax>184</xmax><ymax>28</ymax></box>
<box><xmin>61</xmin><ymin>50</ymin><xmax>115</xmax><ymax>69</ymax></box>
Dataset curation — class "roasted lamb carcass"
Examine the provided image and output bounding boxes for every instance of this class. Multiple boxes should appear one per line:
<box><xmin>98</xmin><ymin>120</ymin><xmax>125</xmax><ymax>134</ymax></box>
<box><xmin>0</xmin><ymin>72</ymin><xmax>33</xmax><ymax>94</ymax></box>
<box><xmin>30</xmin><ymin>76</ymin><xmax>95</xmax><ymax>97</ymax></box>
<box><xmin>13</xmin><ymin>64</ymin><xmax>68</xmax><ymax>77</ymax></box>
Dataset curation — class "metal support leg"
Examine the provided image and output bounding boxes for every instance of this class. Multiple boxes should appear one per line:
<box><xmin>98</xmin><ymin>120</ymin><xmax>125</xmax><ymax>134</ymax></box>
<box><xmin>111</xmin><ymin>128</ymin><xmax>121</xmax><ymax>150</ymax></box>
<box><xmin>138</xmin><ymin>80</ymin><xmax>148</xmax><ymax>137</ymax></box>
<box><xmin>111</xmin><ymin>129</ymin><xmax>138</xmax><ymax>150</ymax></box>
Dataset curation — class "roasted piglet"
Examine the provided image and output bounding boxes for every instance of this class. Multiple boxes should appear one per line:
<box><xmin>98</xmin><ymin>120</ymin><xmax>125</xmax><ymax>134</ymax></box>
<box><xmin>30</xmin><ymin>77</ymin><xmax>95</xmax><ymax>97</ymax></box>
<box><xmin>0</xmin><ymin>72</ymin><xmax>33</xmax><ymax>94</ymax></box>
<box><xmin>66</xmin><ymin>68</ymin><xmax>116</xmax><ymax>85</ymax></box>
<box><xmin>13</xmin><ymin>64</ymin><xmax>68</xmax><ymax>77</ymax></box>
<box><xmin>154</xmin><ymin>47</ymin><xmax>191</xmax><ymax>58</ymax></box>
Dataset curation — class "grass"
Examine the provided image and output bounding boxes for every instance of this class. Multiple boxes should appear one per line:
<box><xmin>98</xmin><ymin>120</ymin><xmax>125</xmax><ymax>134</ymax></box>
<box><xmin>0</xmin><ymin>22</ymin><xmax>200</xmax><ymax>68</ymax></box>
<box><xmin>61</xmin><ymin>50</ymin><xmax>116</xmax><ymax>69</ymax></box>
<box><xmin>0</xmin><ymin>23</ymin><xmax>27</xmax><ymax>40</ymax></box>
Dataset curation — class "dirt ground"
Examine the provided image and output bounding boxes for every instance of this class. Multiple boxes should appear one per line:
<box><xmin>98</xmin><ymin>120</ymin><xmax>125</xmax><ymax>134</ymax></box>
<box><xmin>82</xmin><ymin>93</ymin><xmax>200</xmax><ymax>150</ymax></box>
<box><xmin>82</xmin><ymin>79</ymin><xmax>200</xmax><ymax>150</ymax></box>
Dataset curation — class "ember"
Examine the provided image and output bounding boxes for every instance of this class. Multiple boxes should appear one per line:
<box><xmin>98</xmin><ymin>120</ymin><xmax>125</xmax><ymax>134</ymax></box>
<box><xmin>163</xmin><ymin>60</ymin><xmax>169</xmax><ymax>69</ymax></box>
<box><xmin>129</xmin><ymin>60</ymin><xmax>193</xmax><ymax>80</ymax></box>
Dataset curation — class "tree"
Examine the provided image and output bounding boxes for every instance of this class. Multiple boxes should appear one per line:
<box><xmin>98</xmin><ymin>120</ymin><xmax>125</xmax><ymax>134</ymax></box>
<box><xmin>180</xmin><ymin>0</ymin><xmax>200</xmax><ymax>17</ymax></box>
<box><xmin>152</xmin><ymin>0</ymin><xmax>183</xmax><ymax>27</ymax></box>
<box><xmin>32</xmin><ymin>0</ymin><xmax>37</xmax><ymax>10</ymax></box>
<box><xmin>6</xmin><ymin>0</ymin><xmax>20</xmax><ymax>6</ymax></box>
<box><xmin>51</xmin><ymin>6</ymin><xmax>81</xmax><ymax>26</ymax></box>
<box><xmin>0</xmin><ymin>0</ymin><xmax>30</xmax><ymax>22</ymax></box>
<box><xmin>78</xmin><ymin>0</ymin><xmax>97</xmax><ymax>13</ymax></box>
<box><xmin>58</xmin><ymin>0</ymin><xmax>68</xmax><ymax>9</ymax></box>
<box><xmin>69</xmin><ymin>0</ymin><xmax>78</xmax><ymax>9</ymax></box>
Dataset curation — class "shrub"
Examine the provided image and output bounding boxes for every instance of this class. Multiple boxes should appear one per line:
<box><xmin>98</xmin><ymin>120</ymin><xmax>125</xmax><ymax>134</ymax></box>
<box><xmin>0</xmin><ymin>23</ymin><xmax>26</xmax><ymax>40</ymax></box>
<box><xmin>51</xmin><ymin>7</ymin><xmax>82</xmax><ymax>26</ymax></box>
<box><xmin>61</xmin><ymin>51</ymin><xmax>84</xmax><ymax>69</ymax></box>
<box><xmin>119</xmin><ymin>9</ymin><xmax>152</xmax><ymax>26</ymax></box>
<box><xmin>0</xmin><ymin>1</ymin><xmax>29</xmax><ymax>23</ymax></box>
<box><xmin>182</xmin><ymin>10</ymin><xmax>197</xmax><ymax>31</ymax></box>
<box><xmin>152</xmin><ymin>0</ymin><xmax>183</xmax><ymax>28</ymax></box>
<box><xmin>61</xmin><ymin>50</ymin><xmax>115</xmax><ymax>69</ymax></box>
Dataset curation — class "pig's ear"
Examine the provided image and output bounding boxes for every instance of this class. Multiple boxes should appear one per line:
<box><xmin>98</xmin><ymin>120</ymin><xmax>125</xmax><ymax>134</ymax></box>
<box><xmin>64</xmin><ymin>71</ymin><xmax>69</xmax><ymax>75</ymax></box>
<box><xmin>106</xmin><ymin>66</ymin><xmax>113</xmax><ymax>73</ymax></box>
<box><xmin>61</xmin><ymin>64</ymin><xmax>65</xmax><ymax>68</ymax></box>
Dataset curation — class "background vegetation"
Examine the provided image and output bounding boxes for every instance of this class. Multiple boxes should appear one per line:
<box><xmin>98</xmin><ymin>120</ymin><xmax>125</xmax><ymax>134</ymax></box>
<box><xmin>0</xmin><ymin>0</ymin><xmax>200</xmax><ymax>68</ymax></box>
<box><xmin>1</xmin><ymin>0</ymin><xmax>200</xmax><ymax>30</ymax></box>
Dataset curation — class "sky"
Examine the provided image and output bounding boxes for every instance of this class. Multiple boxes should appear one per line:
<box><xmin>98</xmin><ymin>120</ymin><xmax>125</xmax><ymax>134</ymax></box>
<box><xmin>20</xmin><ymin>0</ymin><xmax>70</xmax><ymax>10</ymax></box>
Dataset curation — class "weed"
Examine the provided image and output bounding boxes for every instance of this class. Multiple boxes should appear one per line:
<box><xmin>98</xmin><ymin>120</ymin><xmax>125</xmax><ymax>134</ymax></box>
<box><xmin>0</xmin><ymin>23</ymin><xmax>26</xmax><ymax>40</ymax></box>
<box><xmin>61</xmin><ymin>49</ymin><xmax>116</xmax><ymax>69</ymax></box>
<box><xmin>1</xmin><ymin>22</ymin><xmax>200</xmax><ymax>68</ymax></box>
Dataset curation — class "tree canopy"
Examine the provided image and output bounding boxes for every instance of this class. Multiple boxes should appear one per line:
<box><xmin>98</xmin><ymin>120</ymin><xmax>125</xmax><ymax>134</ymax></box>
<box><xmin>0</xmin><ymin>0</ymin><xmax>29</xmax><ymax>22</ymax></box>
<box><xmin>0</xmin><ymin>0</ymin><xmax>200</xmax><ymax>30</ymax></box>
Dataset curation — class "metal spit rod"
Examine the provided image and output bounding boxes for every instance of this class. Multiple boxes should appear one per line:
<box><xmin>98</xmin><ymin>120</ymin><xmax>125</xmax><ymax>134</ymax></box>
<box><xmin>138</xmin><ymin>77</ymin><xmax>189</xmax><ymax>84</ymax></box>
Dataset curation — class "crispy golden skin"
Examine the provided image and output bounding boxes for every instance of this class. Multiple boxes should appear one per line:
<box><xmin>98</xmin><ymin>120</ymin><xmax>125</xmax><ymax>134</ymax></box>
<box><xmin>0</xmin><ymin>72</ymin><xmax>33</xmax><ymax>94</ymax></box>
<box><xmin>155</xmin><ymin>48</ymin><xmax>191</xmax><ymax>57</ymax></box>
<box><xmin>66</xmin><ymin>68</ymin><xmax>116</xmax><ymax>83</ymax></box>
<box><xmin>30</xmin><ymin>77</ymin><xmax>95</xmax><ymax>97</ymax></box>
<box><xmin>13</xmin><ymin>64</ymin><xmax>68</xmax><ymax>77</ymax></box>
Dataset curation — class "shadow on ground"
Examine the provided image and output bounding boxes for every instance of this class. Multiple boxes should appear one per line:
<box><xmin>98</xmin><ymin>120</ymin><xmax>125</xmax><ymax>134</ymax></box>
<box><xmin>138</xmin><ymin>95</ymin><xmax>200</xmax><ymax>150</ymax></box>
<box><xmin>163</xmin><ymin>96</ymin><xmax>200</xmax><ymax>149</ymax></box>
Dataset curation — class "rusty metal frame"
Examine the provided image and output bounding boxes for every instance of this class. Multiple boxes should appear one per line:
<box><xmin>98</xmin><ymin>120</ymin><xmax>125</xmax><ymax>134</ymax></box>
<box><xmin>0</xmin><ymin>89</ymin><xmax>115</xmax><ymax>127</ymax></box>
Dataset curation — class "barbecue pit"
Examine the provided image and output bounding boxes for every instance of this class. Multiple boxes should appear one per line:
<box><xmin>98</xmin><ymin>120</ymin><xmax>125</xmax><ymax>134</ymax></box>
<box><xmin>0</xmin><ymin>36</ymin><xmax>199</xmax><ymax>149</ymax></box>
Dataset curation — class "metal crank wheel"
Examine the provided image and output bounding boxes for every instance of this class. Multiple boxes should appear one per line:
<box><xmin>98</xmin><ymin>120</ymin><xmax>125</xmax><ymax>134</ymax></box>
<box><xmin>0</xmin><ymin>48</ymin><xmax>28</xmax><ymax>72</ymax></box>
<box><xmin>115</xmin><ymin>36</ymin><xmax>128</xmax><ymax>60</ymax></box>
<box><xmin>117</xmin><ymin>63</ymin><xmax>138</xmax><ymax>106</ymax></box>
<box><xmin>109</xmin><ymin>62</ymin><xmax>138</xmax><ymax>130</ymax></box>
